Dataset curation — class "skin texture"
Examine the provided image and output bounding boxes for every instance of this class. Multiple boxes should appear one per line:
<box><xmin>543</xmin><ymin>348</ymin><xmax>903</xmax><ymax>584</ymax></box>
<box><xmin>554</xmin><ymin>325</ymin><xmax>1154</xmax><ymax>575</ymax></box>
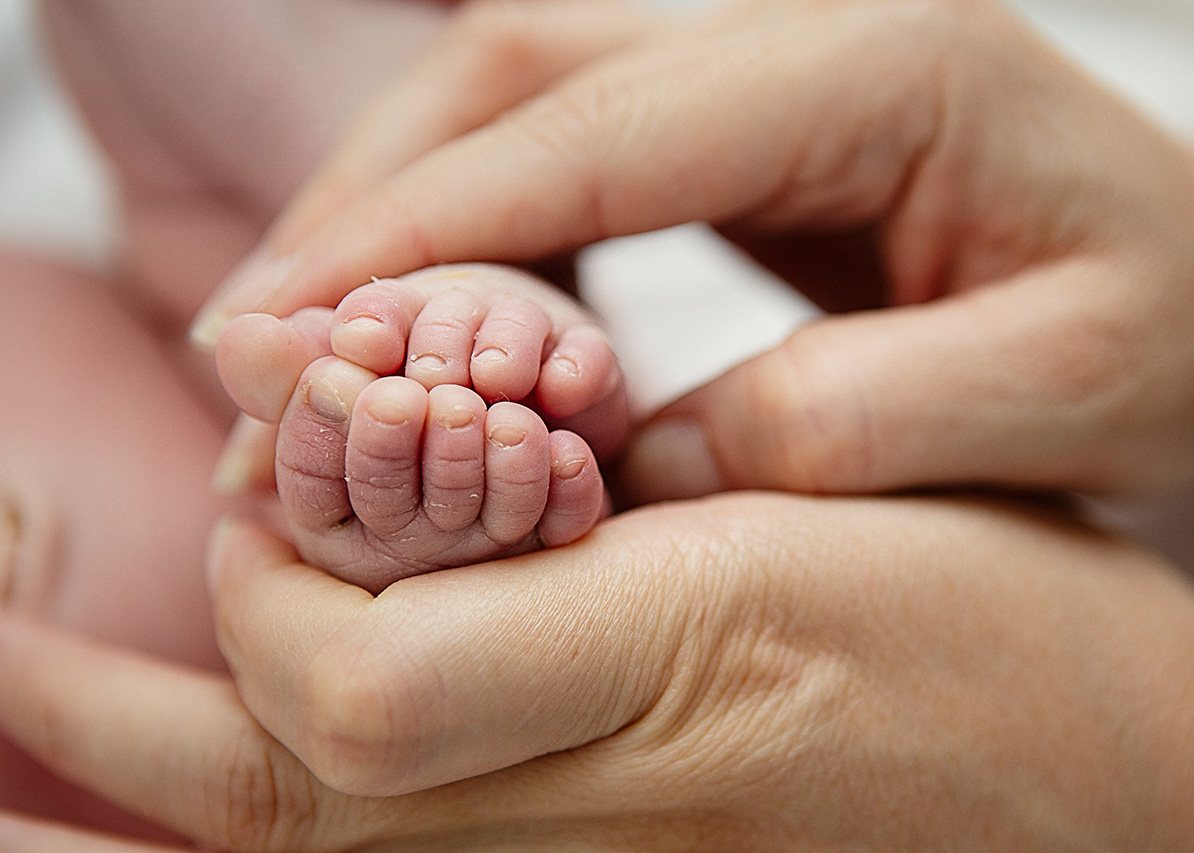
<box><xmin>4</xmin><ymin>0</ymin><xmax>1194</xmax><ymax>846</ymax></box>
<box><xmin>0</xmin><ymin>0</ymin><xmax>454</xmax><ymax>835</ymax></box>
<box><xmin>1</xmin><ymin>494</ymin><xmax>1194</xmax><ymax>850</ymax></box>
<box><xmin>214</xmin><ymin>264</ymin><xmax>626</xmax><ymax>591</ymax></box>
<box><xmin>197</xmin><ymin>0</ymin><xmax>1194</xmax><ymax>502</ymax></box>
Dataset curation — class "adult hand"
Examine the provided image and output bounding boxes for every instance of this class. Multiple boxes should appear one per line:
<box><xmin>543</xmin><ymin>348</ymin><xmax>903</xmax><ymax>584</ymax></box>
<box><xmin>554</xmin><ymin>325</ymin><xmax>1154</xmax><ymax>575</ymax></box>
<box><xmin>1</xmin><ymin>493</ymin><xmax>1193</xmax><ymax>850</ymax></box>
<box><xmin>191</xmin><ymin>0</ymin><xmax>1194</xmax><ymax>500</ymax></box>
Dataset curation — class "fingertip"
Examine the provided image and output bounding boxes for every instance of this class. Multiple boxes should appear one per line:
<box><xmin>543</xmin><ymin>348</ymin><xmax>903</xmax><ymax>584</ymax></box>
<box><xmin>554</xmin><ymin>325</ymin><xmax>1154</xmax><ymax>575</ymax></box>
<box><xmin>206</xmin><ymin>516</ymin><xmax>297</xmax><ymax>591</ymax></box>
<box><xmin>200</xmin><ymin>252</ymin><xmax>298</xmax><ymax>338</ymax></box>
<box><xmin>188</xmin><ymin>306</ymin><xmax>232</xmax><ymax>352</ymax></box>
<box><xmin>211</xmin><ymin>414</ymin><xmax>277</xmax><ymax>496</ymax></box>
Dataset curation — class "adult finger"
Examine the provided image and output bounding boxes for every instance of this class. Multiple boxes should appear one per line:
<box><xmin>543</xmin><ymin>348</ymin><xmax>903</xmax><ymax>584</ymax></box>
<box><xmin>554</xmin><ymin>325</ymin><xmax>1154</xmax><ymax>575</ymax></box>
<box><xmin>192</xmin><ymin>0</ymin><xmax>943</xmax><ymax>329</ymax></box>
<box><xmin>211</xmin><ymin>413</ymin><xmax>279</xmax><ymax>496</ymax></box>
<box><xmin>618</xmin><ymin>259</ymin><xmax>1180</xmax><ymax>500</ymax></box>
<box><xmin>0</xmin><ymin>611</ymin><xmax>552</xmax><ymax>851</ymax></box>
<box><xmin>263</xmin><ymin>0</ymin><xmax>659</xmax><ymax>256</ymax></box>
<box><xmin>0</xmin><ymin>612</ymin><xmax>580</xmax><ymax>851</ymax></box>
<box><xmin>191</xmin><ymin>0</ymin><xmax>659</xmax><ymax>346</ymax></box>
<box><xmin>0</xmin><ymin>812</ymin><xmax>188</xmax><ymax>853</ymax></box>
<box><xmin>0</xmin><ymin>615</ymin><xmax>393</xmax><ymax>852</ymax></box>
<box><xmin>207</xmin><ymin>516</ymin><xmax>680</xmax><ymax>798</ymax></box>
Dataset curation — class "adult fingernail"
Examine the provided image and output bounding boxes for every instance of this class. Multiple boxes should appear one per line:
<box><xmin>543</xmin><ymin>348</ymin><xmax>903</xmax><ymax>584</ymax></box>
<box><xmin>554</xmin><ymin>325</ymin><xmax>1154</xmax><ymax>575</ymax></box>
<box><xmin>205</xmin><ymin>516</ymin><xmax>243</xmax><ymax>586</ymax></box>
<box><xmin>621</xmin><ymin>419</ymin><xmax>723</xmax><ymax>503</ymax></box>
<box><xmin>211</xmin><ymin>417</ymin><xmax>276</xmax><ymax>496</ymax></box>
<box><xmin>189</xmin><ymin>252</ymin><xmax>296</xmax><ymax>350</ymax></box>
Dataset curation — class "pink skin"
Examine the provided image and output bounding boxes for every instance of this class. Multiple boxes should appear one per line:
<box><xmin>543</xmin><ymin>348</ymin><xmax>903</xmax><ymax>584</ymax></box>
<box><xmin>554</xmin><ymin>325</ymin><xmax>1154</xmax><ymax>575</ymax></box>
<box><xmin>9</xmin><ymin>0</ymin><xmax>455</xmax><ymax>838</ymax></box>
<box><xmin>219</xmin><ymin>264</ymin><xmax>630</xmax><ymax>457</ymax></box>
<box><xmin>4</xmin><ymin>0</ymin><xmax>615</xmax><ymax>837</ymax></box>
<box><xmin>218</xmin><ymin>265</ymin><xmax>625</xmax><ymax>593</ymax></box>
<box><xmin>0</xmin><ymin>252</ymin><xmax>229</xmax><ymax>840</ymax></box>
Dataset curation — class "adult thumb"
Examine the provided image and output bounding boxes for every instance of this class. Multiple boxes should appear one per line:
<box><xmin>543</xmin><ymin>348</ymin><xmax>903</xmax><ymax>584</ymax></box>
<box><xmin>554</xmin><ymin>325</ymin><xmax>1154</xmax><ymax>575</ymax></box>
<box><xmin>617</xmin><ymin>280</ymin><xmax>1130</xmax><ymax>502</ymax></box>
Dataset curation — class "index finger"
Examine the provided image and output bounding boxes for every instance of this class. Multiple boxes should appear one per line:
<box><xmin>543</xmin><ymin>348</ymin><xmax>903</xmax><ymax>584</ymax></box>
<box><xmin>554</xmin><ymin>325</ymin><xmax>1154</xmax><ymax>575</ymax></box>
<box><xmin>196</xmin><ymin>1</ymin><xmax>940</xmax><ymax>325</ymax></box>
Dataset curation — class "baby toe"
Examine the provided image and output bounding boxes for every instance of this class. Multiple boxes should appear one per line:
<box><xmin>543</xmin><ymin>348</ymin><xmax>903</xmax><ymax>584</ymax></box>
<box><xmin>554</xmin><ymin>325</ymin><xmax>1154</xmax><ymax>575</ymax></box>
<box><xmin>345</xmin><ymin>376</ymin><xmax>429</xmax><ymax>538</ymax></box>
<box><xmin>480</xmin><ymin>403</ymin><xmax>551</xmax><ymax>546</ymax></box>
<box><xmin>536</xmin><ymin>325</ymin><xmax>622</xmax><ymax>420</ymax></box>
<box><xmin>421</xmin><ymin>384</ymin><xmax>488</xmax><ymax>532</ymax></box>
<box><xmin>405</xmin><ymin>289</ymin><xmax>484</xmax><ymax>389</ymax></box>
<box><xmin>537</xmin><ymin>431</ymin><xmax>606</xmax><ymax>547</ymax></box>
<box><xmin>470</xmin><ymin>299</ymin><xmax>552</xmax><ymax>403</ymax></box>
<box><xmin>536</xmin><ymin>326</ymin><xmax>630</xmax><ymax>461</ymax></box>
<box><xmin>216</xmin><ymin>307</ymin><xmax>334</xmax><ymax>422</ymax></box>
<box><xmin>276</xmin><ymin>356</ymin><xmax>376</xmax><ymax>535</ymax></box>
<box><xmin>330</xmin><ymin>279</ymin><xmax>421</xmax><ymax>375</ymax></box>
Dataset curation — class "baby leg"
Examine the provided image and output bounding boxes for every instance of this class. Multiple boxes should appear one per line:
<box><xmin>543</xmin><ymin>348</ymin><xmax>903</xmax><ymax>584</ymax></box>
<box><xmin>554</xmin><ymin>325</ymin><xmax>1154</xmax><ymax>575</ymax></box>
<box><xmin>217</xmin><ymin>264</ymin><xmax>629</xmax><ymax>592</ymax></box>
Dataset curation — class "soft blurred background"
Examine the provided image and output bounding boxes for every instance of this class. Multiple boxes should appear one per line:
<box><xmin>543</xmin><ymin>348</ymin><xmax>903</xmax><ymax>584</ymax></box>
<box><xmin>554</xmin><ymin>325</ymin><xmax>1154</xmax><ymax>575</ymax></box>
<box><xmin>1</xmin><ymin>0</ymin><xmax>1192</xmax><ymax>566</ymax></box>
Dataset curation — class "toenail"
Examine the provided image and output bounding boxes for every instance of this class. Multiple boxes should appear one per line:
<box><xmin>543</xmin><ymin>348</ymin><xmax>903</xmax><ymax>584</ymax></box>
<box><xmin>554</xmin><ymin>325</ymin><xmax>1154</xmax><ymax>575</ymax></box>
<box><xmin>306</xmin><ymin>377</ymin><xmax>349</xmax><ymax>422</ymax></box>
<box><xmin>487</xmin><ymin>425</ymin><xmax>527</xmax><ymax>448</ymax></box>
<box><xmin>552</xmin><ymin>456</ymin><xmax>587</xmax><ymax>479</ymax></box>
<box><xmin>410</xmin><ymin>353</ymin><xmax>448</xmax><ymax>371</ymax></box>
<box><xmin>365</xmin><ymin>395</ymin><xmax>412</xmax><ymax>426</ymax></box>
<box><xmin>472</xmin><ymin>346</ymin><xmax>508</xmax><ymax>364</ymax></box>
<box><xmin>341</xmin><ymin>314</ymin><xmax>385</xmax><ymax>335</ymax></box>
<box><xmin>550</xmin><ymin>354</ymin><xmax>580</xmax><ymax>377</ymax></box>
<box><xmin>436</xmin><ymin>404</ymin><xmax>476</xmax><ymax>429</ymax></box>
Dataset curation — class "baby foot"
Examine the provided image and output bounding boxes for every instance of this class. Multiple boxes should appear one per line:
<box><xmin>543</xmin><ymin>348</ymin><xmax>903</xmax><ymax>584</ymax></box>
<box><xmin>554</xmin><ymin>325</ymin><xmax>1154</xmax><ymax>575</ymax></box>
<box><xmin>216</xmin><ymin>264</ymin><xmax>628</xmax><ymax>592</ymax></box>
<box><xmin>271</xmin><ymin>356</ymin><xmax>604</xmax><ymax>592</ymax></box>
<box><xmin>218</xmin><ymin>264</ymin><xmax>629</xmax><ymax>460</ymax></box>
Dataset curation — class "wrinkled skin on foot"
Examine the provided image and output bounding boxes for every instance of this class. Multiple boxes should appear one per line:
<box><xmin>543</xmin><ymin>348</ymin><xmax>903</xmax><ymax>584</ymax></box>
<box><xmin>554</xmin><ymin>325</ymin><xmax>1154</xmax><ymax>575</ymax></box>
<box><xmin>216</xmin><ymin>264</ymin><xmax>627</xmax><ymax>591</ymax></box>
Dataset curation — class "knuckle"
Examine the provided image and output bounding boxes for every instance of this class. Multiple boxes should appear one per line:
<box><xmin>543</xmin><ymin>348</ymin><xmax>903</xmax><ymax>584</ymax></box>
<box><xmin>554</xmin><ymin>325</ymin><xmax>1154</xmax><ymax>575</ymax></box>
<box><xmin>200</xmin><ymin>722</ymin><xmax>318</xmax><ymax>852</ymax></box>
<box><xmin>1033</xmin><ymin>311</ymin><xmax>1135</xmax><ymax>408</ymax></box>
<box><xmin>739</xmin><ymin>332</ymin><xmax>879</xmax><ymax>492</ymax></box>
<box><xmin>299</xmin><ymin>633</ymin><xmax>442</xmax><ymax>796</ymax></box>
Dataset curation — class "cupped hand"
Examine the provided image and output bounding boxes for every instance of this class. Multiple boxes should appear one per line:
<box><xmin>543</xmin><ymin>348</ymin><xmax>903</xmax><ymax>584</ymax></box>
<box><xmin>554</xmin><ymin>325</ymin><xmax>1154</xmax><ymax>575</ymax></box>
<box><xmin>1</xmin><ymin>493</ymin><xmax>1193</xmax><ymax>850</ymax></box>
<box><xmin>192</xmin><ymin>0</ymin><xmax>1194</xmax><ymax>500</ymax></box>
